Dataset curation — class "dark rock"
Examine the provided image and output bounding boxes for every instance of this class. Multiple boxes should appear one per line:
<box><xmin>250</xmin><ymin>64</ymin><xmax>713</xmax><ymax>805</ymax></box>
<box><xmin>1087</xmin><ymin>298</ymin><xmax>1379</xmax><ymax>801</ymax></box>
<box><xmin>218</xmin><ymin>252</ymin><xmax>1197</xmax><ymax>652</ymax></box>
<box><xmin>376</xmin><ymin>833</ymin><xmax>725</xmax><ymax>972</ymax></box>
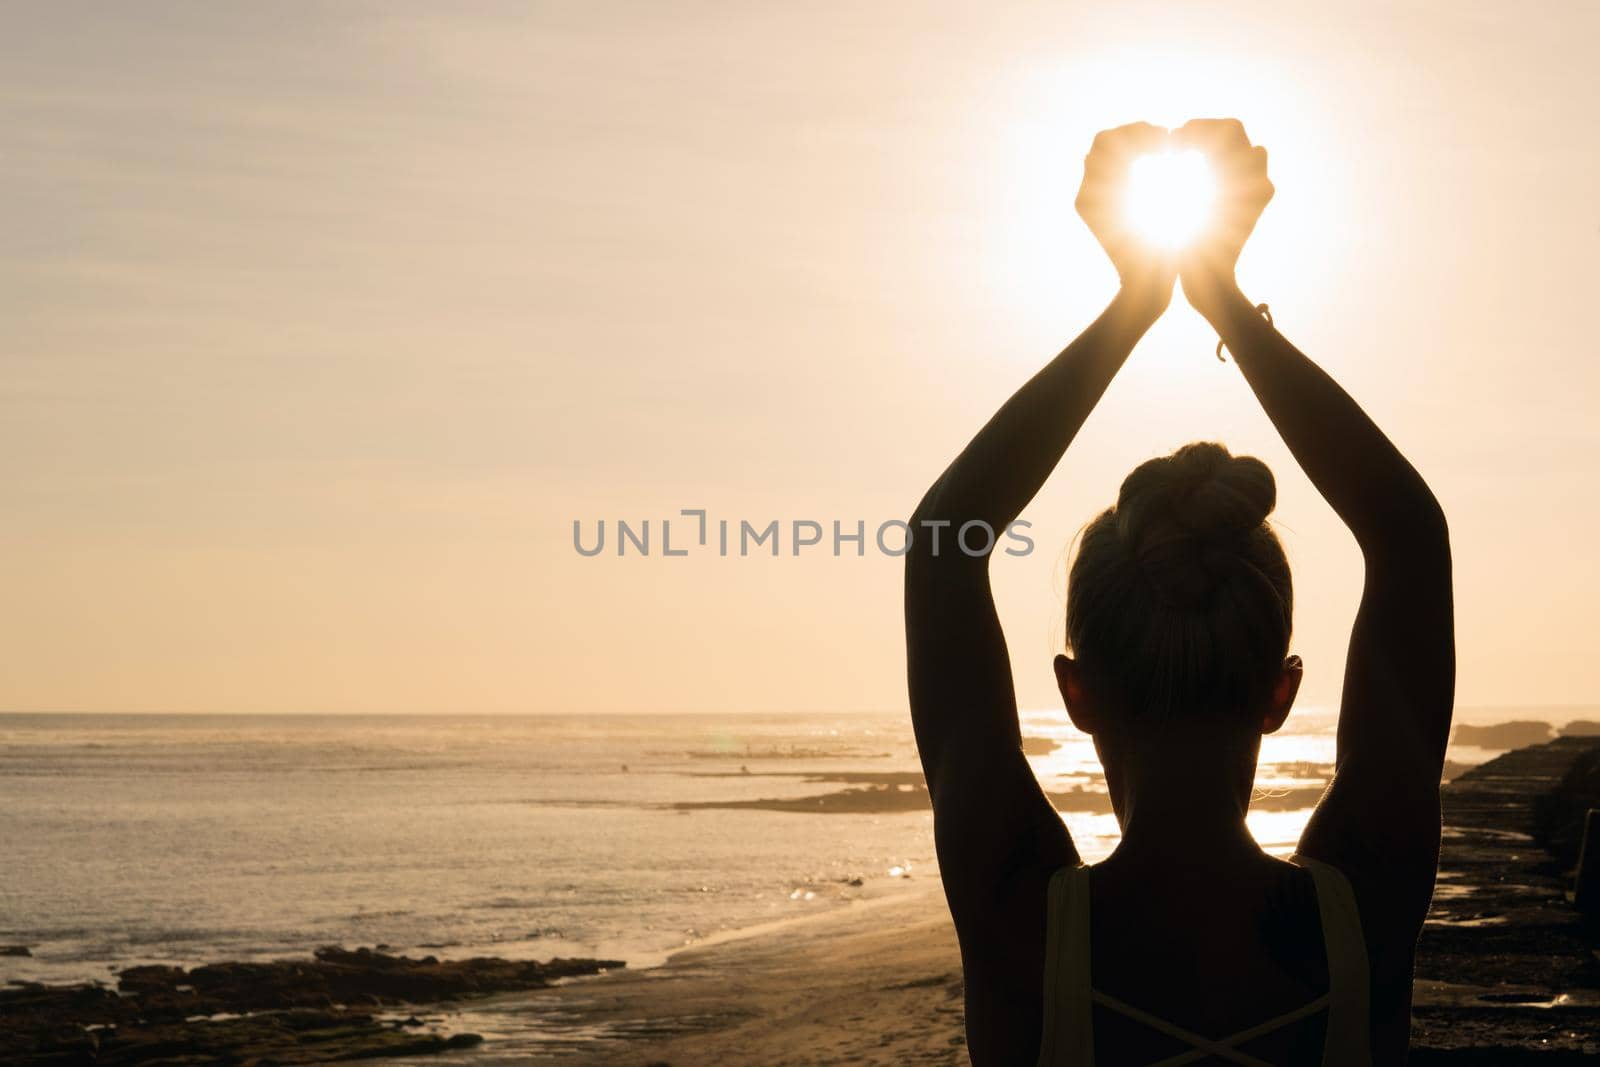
<box><xmin>1532</xmin><ymin>745</ymin><xmax>1600</xmax><ymax>870</ymax></box>
<box><xmin>0</xmin><ymin>946</ymin><xmax>30</xmax><ymax>958</ymax></box>
<box><xmin>1020</xmin><ymin>735</ymin><xmax>1059</xmax><ymax>756</ymax></box>
<box><xmin>1452</xmin><ymin>721</ymin><xmax>1555</xmax><ymax>750</ymax></box>
<box><xmin>119</xmin><ymin>945</ymin><xmax>625</xmax><ymax>1019</ymax></box>
<box><xmin>1413</xmin><ymin>736</ymin><xmax>1600</xmax><ymax>1055</ymax></box>
<box><xmin>0</xmin><ymin>947</ymin><xmax>624</xmax><ymax>1066</ymax></box>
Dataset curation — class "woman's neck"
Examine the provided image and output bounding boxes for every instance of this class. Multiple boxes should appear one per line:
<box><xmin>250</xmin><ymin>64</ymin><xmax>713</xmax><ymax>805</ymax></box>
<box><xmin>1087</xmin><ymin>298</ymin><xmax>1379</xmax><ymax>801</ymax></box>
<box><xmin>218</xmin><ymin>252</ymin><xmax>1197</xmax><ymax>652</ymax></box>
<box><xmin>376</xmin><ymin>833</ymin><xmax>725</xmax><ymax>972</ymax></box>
<box><xmin>1100</xmin><ymin>732</ymin><xmax>1268</xmax><ymax>868</ymax></box>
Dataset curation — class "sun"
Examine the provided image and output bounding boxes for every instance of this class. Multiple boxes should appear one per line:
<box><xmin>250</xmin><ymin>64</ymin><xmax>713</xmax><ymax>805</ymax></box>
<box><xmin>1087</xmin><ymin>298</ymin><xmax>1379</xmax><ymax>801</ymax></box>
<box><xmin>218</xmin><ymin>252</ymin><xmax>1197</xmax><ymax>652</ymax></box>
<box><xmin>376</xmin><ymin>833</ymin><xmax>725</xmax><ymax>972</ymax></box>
<box><xmin>1124</xmin><ymin>149</ymin><xmax>1217</xmax><ymax>250</ymax></box>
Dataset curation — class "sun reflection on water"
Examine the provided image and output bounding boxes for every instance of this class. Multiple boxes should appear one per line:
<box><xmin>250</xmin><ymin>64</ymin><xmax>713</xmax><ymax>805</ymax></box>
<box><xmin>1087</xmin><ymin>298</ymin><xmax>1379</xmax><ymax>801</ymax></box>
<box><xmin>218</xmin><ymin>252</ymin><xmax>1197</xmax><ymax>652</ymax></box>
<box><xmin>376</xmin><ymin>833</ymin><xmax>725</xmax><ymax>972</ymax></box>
<box><xmin>1019</xmin><ymin>707</ymin><xmax>1340</xmax><ymax>862</ymax></box>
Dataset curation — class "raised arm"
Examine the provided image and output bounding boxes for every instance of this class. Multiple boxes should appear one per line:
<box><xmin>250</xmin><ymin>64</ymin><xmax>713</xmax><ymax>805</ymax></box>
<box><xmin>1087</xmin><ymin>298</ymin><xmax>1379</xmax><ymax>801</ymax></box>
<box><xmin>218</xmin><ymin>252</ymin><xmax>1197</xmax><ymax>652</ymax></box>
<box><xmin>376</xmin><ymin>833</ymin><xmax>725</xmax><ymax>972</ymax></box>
<box><xmin>1176</xmin><ymin>118</ymin><xmax>1455</xmax><ymax>773</ymax></box>
<box><xmin>906</xmin><ymin>123</ymin><xmax>1172</xmax><ymax>922</ymax></box>
<box><xmin>1175</xmin><ymin>118</ymin><xmax>1455</xmax><ymax>1053</ymax></box>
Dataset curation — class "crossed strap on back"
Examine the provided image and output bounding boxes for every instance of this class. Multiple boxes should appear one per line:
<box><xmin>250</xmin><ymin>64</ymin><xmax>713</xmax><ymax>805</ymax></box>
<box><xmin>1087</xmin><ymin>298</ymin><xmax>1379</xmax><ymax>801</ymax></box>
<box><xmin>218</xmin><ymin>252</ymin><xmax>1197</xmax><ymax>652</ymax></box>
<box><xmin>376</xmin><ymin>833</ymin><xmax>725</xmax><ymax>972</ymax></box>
<box><xmin>1091</xmin><ymin>987</ymin><xmax>1329</xmax><ymax>1067</ymax></box>
<box><xmin>1035</xmin><ymin>855</ymin><xmax>1371</xmax><ymax>1067</ymax></box>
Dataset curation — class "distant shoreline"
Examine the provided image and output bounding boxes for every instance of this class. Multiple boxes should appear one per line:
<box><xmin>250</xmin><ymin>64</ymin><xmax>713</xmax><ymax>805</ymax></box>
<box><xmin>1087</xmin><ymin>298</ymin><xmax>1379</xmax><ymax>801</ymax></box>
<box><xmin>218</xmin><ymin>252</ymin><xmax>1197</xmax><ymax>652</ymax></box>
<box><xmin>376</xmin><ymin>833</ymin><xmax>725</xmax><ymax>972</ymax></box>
<box><xmin>670</xmin><ymin>767</ymin><xmax>1335</xmax><ymax>815</ymax></box>
<box><xmin>4</xmin><ymin>704</ymin><xmax>1600</xmax><ymax>719</ymax></box>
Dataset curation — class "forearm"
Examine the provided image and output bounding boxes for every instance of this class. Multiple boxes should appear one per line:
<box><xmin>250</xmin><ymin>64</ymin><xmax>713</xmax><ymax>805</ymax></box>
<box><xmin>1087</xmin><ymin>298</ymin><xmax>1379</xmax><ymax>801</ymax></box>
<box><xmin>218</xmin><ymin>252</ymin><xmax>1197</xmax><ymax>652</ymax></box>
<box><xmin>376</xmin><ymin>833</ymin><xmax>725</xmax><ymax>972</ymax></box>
<box><xmin>909</xmin><ymin>291</ymin><xmax>1158</xmax><ymax>547</ymax></box>
<box><xmin>1209</xmin><ymin>286</ymin><xmax>1446</xmax><ymax>554</ymax></box>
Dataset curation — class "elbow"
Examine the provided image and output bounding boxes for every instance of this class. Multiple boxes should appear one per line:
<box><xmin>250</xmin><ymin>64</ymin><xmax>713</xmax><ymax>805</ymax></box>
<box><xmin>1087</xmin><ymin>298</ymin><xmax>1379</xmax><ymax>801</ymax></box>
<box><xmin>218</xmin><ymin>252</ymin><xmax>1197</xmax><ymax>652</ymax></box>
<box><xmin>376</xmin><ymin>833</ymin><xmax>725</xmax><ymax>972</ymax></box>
<box><xmin>1424</xmin><ymin>497</ymin><xmax>1450</xmax><ymax>548</ymax></box>
<box><xmin>906</xmin><ymin>488</ymin><xmax>948</xmax><ymax>564</ymax></box>
<box><xmin>1409</xmin><ymin>487</ymin><xmax>1450</xmax><ymax>550</ymax></box>
<box><xmin>1382</xmin><ymin>464</ymin><xmax>1451</xmax><ymax>549</ymax></box>
<box><xmin>1360</xmin><ymin>490</ymin><xmax>1451</xmax><ymax>566</ymax></box>
<box><xmin>903</xmin><ymin>510</ymin><xmax>938</xmax><ymax>573</ymax></box>
<box><xmin>1396</xmin><ymin>485</ymin><xmax>1448</xmax><ymax>541</ymax></box>
<box><xmin>1428</xmin><ymin>501</ymin><xmax>1453</xmax><ymax>576</ymax></box>
<box><xmin>904</xmin><ymin>514</ymin><xmax>1005</xmax><ymax>577</ymax></box>
<box><xmin>905</xmin><ymin>481</ymin><xmax>1010</xmax><ymax>569</ymax></box>
<box><xmin>908</xmin><ymin>479</ymin><xmax>947</xmax><ymax>532</ymax></box>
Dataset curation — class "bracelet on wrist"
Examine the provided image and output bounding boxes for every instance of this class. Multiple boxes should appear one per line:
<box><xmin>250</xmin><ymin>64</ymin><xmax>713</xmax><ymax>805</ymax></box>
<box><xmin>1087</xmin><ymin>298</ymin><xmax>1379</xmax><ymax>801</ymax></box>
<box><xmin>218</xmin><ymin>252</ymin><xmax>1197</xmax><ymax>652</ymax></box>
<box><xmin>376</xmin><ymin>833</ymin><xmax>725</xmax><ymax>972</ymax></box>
<box><xmin>1215</xmin><ymin>303</ymin><xmax>1273</xmax><ymax>362</ymax></box>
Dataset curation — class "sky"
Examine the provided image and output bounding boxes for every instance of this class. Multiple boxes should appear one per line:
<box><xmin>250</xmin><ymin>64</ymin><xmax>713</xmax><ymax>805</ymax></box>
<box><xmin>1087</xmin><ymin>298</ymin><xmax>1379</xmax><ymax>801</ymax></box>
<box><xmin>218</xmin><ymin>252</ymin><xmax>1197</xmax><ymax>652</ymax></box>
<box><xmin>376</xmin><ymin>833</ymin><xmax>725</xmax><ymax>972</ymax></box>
<box><xmin>2</xmin><ymin>1</ymin><xmax>1596</xmax><ymax>715</ymax></box>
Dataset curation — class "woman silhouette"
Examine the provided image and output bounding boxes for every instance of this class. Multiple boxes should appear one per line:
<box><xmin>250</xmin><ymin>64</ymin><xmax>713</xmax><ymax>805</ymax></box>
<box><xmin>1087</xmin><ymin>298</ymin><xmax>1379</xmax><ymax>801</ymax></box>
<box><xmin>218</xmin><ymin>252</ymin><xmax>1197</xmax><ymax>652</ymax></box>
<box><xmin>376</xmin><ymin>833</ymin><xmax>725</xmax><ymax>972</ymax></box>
<box><xmin>905</xmin><ymin>119</ymin><xmax>1454</xmax><ymax>1066</ymax></box>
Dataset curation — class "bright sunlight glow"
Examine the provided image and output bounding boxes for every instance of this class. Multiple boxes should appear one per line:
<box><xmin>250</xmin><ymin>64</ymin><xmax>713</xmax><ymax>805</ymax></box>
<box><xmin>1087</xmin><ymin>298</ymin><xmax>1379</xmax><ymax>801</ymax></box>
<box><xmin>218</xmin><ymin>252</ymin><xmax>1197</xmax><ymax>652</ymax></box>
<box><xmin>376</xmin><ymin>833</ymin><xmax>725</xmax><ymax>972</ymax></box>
<box><xmin>1124</xmin><ymin>149</ymin><xmax>1217</xmax><ymax>250</ymax></box>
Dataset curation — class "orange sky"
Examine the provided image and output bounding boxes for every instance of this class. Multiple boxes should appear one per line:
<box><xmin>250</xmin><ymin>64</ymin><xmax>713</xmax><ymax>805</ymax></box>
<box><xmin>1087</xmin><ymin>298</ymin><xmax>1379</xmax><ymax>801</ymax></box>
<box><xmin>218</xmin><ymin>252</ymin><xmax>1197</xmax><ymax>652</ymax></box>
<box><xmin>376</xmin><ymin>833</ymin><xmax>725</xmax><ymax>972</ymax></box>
<box><xmin>3</xmin><ymin>2</ymin><xmax>1596</xmax><ymax>714</ymax></box>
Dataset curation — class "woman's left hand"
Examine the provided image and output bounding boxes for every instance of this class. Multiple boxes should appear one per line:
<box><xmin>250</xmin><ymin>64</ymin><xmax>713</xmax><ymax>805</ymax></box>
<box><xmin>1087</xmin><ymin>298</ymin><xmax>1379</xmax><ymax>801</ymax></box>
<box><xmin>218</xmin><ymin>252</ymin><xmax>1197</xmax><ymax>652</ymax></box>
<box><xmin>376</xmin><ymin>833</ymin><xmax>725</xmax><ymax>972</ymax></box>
<box><xmin>1173</xmin><ymin>118</ymin><xmax>1274</xmax><ymax>326</ymax></box>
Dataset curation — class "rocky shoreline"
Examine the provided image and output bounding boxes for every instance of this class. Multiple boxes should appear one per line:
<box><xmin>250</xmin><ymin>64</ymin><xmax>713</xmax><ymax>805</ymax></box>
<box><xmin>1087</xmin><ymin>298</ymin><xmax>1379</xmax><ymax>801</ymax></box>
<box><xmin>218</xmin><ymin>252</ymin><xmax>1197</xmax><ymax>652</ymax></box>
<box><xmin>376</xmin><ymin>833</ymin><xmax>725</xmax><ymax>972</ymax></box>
<box><xmin>0</xmin><ymin>945</ymin><xmax>622</xmax><ymax>1065</ymax></box>
<box><xmin>1410</xmin><ymin>735</ymin><xmax>1600</xmax><ymax>1061</ymax></box>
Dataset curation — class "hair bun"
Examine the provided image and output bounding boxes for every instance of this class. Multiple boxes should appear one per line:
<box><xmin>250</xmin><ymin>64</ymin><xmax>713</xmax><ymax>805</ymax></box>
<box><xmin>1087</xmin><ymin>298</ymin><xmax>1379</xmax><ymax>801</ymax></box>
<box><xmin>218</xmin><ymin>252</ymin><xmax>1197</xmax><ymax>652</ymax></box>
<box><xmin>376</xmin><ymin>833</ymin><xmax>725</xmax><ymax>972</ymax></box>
<box><xmin>1171</xmin><ymin>447</ymin><xmax>1276</xmax><ymax>539</ymax></box>
<box><xmin>1113</xmin><ymin>442</ymin><xmax>1277</xmax><ymax>608</ymax></box>
<box><xmin>1116</xmin><ymin>442</ymin><xmax>1275</xmax><ymax>544</ymax></box>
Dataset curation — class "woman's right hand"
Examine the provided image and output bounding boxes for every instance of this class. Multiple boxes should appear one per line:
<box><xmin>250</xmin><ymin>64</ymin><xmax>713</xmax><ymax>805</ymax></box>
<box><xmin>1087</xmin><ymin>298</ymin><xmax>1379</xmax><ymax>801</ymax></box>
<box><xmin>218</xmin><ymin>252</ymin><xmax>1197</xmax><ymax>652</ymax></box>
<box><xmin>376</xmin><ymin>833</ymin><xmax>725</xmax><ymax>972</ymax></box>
<box><xmin>1174</xmin><ymin>118</ymin><xmax>1274</xmax><ymax>326</ymax></box>
<box><xmin>1075</xmin><ymin>122</ymin><xmax>1176</xmax><ymax>326</ymax></box>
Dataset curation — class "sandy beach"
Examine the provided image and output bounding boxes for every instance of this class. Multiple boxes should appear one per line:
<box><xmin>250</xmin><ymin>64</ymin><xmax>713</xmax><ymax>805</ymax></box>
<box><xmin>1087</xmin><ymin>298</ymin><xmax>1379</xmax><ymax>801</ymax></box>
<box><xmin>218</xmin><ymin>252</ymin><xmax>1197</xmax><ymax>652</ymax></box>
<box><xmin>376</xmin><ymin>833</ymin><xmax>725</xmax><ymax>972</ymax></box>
<box><xmin>481</xmin><ymin>738</ymin><xmax>1600</xmax><ymax>1065</ymax></box>
<box><xmin>467</xmin><ymin>879</ymin><xmax>966</xmax><ymax>1065</ymax></box>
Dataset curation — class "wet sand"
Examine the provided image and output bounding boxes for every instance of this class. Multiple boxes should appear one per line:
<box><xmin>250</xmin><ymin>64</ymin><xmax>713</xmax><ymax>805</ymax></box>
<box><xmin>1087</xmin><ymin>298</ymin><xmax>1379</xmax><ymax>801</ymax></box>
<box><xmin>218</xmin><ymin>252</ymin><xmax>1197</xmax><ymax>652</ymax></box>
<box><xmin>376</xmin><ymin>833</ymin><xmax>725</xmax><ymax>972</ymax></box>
<box><xmin>481</xmin><ymin>879</ymin><xmax>966</xmax><ymax>1065</ymax></box>
<box><xmin>518</xmin><ymin>738</ymin><xmax>1600</xmax><ymax>1065</ymax></box>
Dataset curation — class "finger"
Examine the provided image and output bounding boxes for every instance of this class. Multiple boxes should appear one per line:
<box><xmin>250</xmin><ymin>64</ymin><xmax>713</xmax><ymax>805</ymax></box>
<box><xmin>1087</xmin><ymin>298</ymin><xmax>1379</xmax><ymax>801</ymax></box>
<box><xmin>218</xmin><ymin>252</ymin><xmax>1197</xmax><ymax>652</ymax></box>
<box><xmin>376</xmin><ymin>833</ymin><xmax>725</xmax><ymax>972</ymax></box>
<box><xmin>1091</xmin><ymin>121</ymin><xmax>1169</xmax><ymax>154</ymax></box>
<box><xmin>1173</xmin><ymin>118</ymin><xmax>1263</xmax><ymax>178</ymax></box>
<box><xmin>1085</xmin><ymin>121</ymin><xmax>1170</xmax><ymax>175</ymax></box>
<box><xmin>1218</xmin><ymin>164</ymin><xmax>1274</xmax><ymax>210</ymax></box>
<box><xmin>1112</xmin><ymin>121</ymin><xmax>1170</xmax><ymax>155</ymax></box>
<box><xmin>1173</xmin><ymin>117</ymin><xmax>1251</xmax><ymax>154</ymax></box>
<box><xmin>1232</xmin><ymin>173</ymin><xmax>1274</xmax><ymax>208</ymax></box>
<box><xmin>1219</xmin><ymin>167</ymin><xmax>1274</xmax><ymax>202</ymax></box>
<box><xmin>1195</xmin><ymin>145</ymin><xmax>1271</xmax><ymax>206</ymax></box>
<box><xmin>1240</xmin><ymin>144</ymin><xmax>1271</xmax><ymax>183</ymax></box>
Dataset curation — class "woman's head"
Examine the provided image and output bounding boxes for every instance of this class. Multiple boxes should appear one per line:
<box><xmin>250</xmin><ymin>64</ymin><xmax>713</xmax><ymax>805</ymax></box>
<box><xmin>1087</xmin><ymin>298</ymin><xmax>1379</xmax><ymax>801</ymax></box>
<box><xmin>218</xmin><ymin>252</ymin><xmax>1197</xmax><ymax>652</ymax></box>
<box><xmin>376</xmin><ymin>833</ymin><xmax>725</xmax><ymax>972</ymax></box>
<box><xmin>1060</xmin><ymin>441</ymin><xmax>1297</xmax><ymax>737</ymax></box>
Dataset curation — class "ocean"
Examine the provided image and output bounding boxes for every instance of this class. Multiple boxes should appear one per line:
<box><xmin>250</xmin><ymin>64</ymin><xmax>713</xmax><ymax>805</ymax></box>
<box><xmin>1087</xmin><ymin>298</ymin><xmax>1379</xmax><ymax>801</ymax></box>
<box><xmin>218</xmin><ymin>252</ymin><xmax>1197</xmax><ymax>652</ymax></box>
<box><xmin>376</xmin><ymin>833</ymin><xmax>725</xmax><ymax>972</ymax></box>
<box><xmin>0</xmin><ymin>707</ymin><xmax>1564</xmax><ymax>997</ymax></box>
